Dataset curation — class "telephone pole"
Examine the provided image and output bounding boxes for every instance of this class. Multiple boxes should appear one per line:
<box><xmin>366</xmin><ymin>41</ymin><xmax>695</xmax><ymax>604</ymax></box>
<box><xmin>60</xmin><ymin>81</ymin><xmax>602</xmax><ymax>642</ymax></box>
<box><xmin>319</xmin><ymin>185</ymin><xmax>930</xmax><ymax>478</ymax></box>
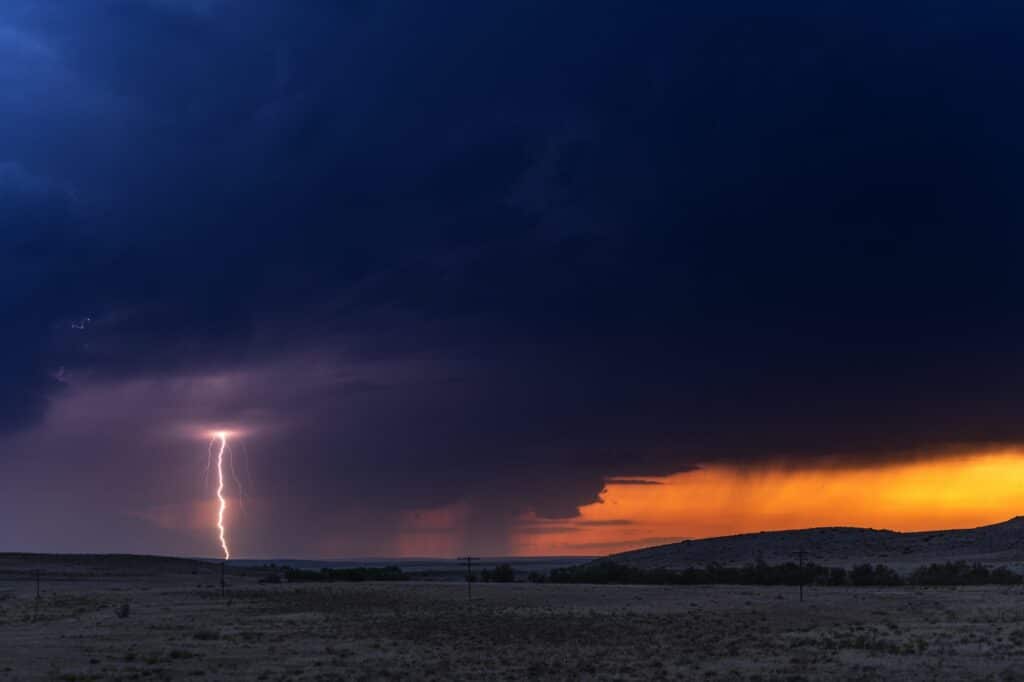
<box><xmin>795</xmin><ymin>548</ymin><xmax>807</xmax><ymax>602</ymax></box>
<box><xmin>457</xmin><ymin>557</ymin><xmax>479</xmax><ymax>600</ymax></box>
<box><xmin>33</xmin><ymin>568</ymin><xmax>40</xmax><ymax>622</ymax></box>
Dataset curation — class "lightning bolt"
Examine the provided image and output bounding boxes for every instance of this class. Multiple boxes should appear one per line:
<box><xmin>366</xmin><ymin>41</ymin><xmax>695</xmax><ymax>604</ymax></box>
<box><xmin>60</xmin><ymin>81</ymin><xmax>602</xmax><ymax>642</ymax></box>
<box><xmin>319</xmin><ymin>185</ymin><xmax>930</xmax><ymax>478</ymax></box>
<box><xmin>213</xmin><ymin>432</ymin><xmax>231</xmax><ymax>560</ymax></box>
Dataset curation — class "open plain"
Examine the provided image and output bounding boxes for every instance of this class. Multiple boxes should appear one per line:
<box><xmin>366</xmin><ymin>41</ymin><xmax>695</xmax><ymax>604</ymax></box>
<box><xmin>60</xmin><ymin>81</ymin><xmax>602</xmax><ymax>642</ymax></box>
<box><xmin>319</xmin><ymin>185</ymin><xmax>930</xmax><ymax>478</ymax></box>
<box><xmin>3</xmin><ymin>556</ymin><xmax>1024</xmax><ymax>680</ymax></box>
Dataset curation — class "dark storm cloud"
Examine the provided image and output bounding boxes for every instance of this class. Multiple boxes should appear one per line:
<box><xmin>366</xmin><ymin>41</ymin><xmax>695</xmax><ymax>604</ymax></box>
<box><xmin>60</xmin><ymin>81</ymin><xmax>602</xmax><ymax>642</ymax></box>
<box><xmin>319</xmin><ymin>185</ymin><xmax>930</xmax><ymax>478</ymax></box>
<box><xmin>0</xmin><ymin>163</ymin><xmax>86</xmax><ymax>431</ymax></box>
<box><xmin>4</xmin><ymin>1</ymin><xmax>1024</xmax><ymax>552</ymax></box>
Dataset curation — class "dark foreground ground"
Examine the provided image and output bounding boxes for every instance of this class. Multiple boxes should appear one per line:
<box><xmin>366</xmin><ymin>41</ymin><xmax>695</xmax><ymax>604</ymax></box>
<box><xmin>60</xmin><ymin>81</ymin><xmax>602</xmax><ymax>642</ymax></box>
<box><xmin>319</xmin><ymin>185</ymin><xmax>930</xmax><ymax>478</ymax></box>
<box><xmin>3</xmin><ymin>565</ymin><xmax>1024</xmax><ymax>680</ymax></box>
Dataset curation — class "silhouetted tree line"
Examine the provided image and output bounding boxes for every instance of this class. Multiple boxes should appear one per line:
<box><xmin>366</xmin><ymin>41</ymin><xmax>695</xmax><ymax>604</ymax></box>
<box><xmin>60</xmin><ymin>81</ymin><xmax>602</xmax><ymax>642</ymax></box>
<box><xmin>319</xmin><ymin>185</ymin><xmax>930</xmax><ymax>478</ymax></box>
<box><xmin>284</xmin><ymin>566</ymin><xmax>407</xmax><ymax>582</ymax></box>
<box><xmin>479</xmin><ymin>563</ymin><xmax>516</xmax><ymax>582</ymax></box>
<box><xmin>909</xmin><ymin>561</ymin><xmax>1022</xmax><ymax>586</ymax></box>
<box><xmin>531</xmin><ymin>560</ymin><xmax>1024</xmax><ymax>587</ymax></box>
<box><xmin>274</xmin><ymin>560</ymin><xmax>1023</xmax><ymax>586</ymax></box>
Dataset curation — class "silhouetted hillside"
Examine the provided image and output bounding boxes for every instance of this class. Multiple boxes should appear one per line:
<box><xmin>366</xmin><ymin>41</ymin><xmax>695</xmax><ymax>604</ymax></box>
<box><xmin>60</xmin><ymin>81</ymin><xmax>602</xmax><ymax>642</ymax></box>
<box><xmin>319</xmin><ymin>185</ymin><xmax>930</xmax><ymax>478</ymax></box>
<box><xmin>0</xmin><ymin>553</ymin><xmax>228</xmax><ymax>578</ymax></box>
<box><xmin>610</xmin><ymin>517</ymin><xmax>1024</xmax><ymax>572</ymax></box>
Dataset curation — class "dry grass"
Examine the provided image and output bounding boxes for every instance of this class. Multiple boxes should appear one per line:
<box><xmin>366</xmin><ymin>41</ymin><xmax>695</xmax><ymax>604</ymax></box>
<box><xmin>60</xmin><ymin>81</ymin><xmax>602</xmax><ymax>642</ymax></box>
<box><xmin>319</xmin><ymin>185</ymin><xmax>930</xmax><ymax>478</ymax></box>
<box><xmin>3</xmin><ymin>568</ymin><xmax>1024</xmax><ymax>680</ymax></box>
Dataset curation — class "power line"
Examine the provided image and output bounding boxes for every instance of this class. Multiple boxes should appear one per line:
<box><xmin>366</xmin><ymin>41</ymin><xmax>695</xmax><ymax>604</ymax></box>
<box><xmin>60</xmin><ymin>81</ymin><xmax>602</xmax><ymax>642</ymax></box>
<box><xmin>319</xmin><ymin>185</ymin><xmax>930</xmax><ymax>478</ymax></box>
<box><xmin>457</xmin><ymin>556</ymin><xmax>479</xmax><ymax>600</ymax></box>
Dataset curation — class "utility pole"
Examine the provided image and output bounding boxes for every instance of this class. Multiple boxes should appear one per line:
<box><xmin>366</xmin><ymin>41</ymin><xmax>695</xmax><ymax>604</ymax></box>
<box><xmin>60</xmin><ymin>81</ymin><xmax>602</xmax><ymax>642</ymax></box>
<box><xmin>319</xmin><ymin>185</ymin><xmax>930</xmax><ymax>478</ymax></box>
<box><xmin>795</xmin><ymin>549</ymin><xmax>806</xmax><ymax>602</ymax></box>
<box><xmin>33</xmin><ymin>568</ymin><xmax>40</xmax><ymax>622</ymax></box>
<box><xmin>457</xmin><ymin>557</ymin><xmax>479</xmax><ymax>601</ymax></box>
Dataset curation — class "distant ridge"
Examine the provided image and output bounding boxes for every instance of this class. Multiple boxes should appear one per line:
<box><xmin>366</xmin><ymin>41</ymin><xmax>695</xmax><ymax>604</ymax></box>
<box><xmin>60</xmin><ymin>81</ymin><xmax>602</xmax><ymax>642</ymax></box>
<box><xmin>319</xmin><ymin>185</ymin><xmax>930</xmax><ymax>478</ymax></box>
<box><xmin>0</xmin><ymin>553</ymin><xmax>229</xmax><ymax>579</ymax></box>
<box><xmin>609</xmin><ymin>517</ymin><xmax>1024</xmax><ymax>572</ymax></box>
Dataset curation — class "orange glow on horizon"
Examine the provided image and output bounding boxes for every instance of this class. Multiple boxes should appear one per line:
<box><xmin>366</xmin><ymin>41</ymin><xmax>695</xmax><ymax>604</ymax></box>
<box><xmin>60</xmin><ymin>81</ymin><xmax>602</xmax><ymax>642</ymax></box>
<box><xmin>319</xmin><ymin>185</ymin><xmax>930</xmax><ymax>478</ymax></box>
<box><xmin>512</xmin><ymin>450</ymin><xmax>1024</xmax><ymax>555</ymax></box>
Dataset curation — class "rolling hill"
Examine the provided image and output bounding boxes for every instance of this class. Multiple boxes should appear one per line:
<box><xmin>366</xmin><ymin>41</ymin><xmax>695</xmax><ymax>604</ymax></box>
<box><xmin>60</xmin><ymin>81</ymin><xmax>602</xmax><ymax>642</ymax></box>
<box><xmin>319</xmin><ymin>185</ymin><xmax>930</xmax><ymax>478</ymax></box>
<box><xmin>610</xmin><ymin>517</ymin><xmax>1024</xmax><ymax>572</ymax></box>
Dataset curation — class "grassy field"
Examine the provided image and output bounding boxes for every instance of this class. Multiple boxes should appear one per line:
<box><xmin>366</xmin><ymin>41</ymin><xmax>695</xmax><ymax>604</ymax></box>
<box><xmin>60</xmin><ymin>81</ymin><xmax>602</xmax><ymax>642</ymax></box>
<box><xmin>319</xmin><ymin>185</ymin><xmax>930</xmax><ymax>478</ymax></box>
<box><xmin>3</xmin><ymin>565</ymin><xmax>1024</xmax><ymax>680</ymax></box>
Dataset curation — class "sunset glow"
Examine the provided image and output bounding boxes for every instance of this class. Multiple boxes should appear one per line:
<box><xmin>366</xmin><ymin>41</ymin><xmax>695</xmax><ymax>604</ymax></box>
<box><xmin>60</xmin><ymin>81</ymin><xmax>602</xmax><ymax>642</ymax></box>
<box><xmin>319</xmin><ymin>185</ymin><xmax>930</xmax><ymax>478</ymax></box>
<box><xmin>512</xmin><ymin>450</ymin><xmax>1024</xmax><ymax>555</ymax></box>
